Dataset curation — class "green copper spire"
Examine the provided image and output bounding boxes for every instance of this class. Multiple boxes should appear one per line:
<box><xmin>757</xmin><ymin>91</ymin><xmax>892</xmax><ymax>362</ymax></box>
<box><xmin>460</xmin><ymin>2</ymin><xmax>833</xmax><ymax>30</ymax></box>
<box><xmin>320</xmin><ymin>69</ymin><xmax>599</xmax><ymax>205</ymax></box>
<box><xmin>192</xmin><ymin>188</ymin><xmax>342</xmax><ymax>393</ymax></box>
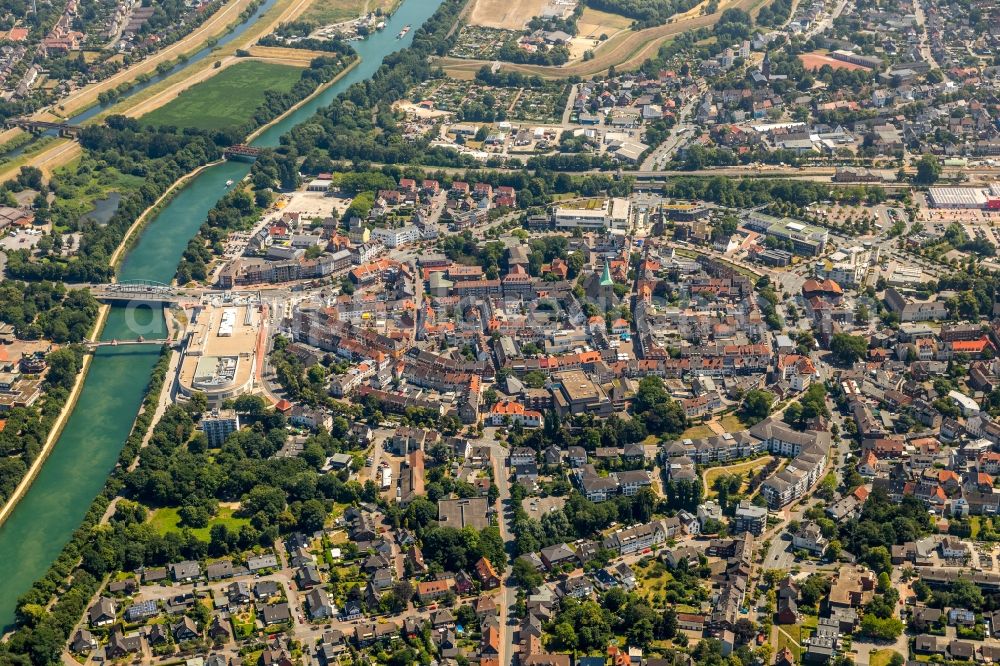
<box><xmin>600</xmin><ymin>262</ymin><xmax>614</xmax><ymax>286</ymax></box>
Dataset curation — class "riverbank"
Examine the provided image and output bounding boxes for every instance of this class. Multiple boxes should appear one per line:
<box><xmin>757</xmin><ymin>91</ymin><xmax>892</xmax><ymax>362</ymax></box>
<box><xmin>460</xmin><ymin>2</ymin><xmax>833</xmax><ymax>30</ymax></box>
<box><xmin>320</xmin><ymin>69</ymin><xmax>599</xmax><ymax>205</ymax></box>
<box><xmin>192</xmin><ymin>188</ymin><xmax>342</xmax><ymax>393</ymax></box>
<box><xmin>94</xmin><ymin>0</ymin><xmax>315</xmax><ymax>126</ymax></box>
<box><xmin>0</xmin><ymin>0</ymin><xmax>448</xmax><ymax>634</ymax></box>
<box><xmin>0</xmin><ymin>345</ymin><xmax>171</xmax><ymax>634</ymax></box>
<box><xmin>110</xmin><ymin>159</ymin><xmax>227</xmax><ymax>272</ymax></box>
<box><xmin>0</xmin><ymin>153</ymin><xmax>224</xmax><ymax>531</ymax></box>
<box><xmin>39</xmin><ymin>0</ymin><xmax>263</xmax><ymax>122</ymax></box>
<box><xmin>111</xmin><ymin>59</ymin><xmax>360</xmax><ymax>270</ymax></box>
<box><xmin>245</xmin><ymin>56</ymin><xmax>360</xmax><ymax>142</ymax></box>
<box><xmin>0</xmin><ymin>0</ymin><xmax>309</xmax><ymax>182</ymax></box>
<box><xmin>0</xmin><ymin>302</ymin><xmax>111</xmax><ymax>530</ymax></box>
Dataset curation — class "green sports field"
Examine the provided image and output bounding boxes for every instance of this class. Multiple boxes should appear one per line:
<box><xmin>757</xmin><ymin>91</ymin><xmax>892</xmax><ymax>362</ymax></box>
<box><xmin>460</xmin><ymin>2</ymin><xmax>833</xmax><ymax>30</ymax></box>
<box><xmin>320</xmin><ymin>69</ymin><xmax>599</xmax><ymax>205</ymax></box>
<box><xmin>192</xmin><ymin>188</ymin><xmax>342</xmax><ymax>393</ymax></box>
<box><xmin>140</xmin><ymin>61</ymin><xmax>303</xmax><ymax>131</ymax></box>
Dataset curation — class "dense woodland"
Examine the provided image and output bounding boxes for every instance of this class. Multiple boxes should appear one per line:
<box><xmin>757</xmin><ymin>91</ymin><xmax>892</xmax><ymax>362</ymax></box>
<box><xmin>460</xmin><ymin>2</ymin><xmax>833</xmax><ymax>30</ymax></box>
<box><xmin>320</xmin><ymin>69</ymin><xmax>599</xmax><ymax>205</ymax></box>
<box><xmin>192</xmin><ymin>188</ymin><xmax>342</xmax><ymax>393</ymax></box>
<box><xmin>0</xmin><ymin>281</ymin><xmax>99</xmax><ymax>343</ymax></box>
<box><xmin>6</xmin><ymin>121</ymin><xmax>224</xmax><ymax>283</ymax></box>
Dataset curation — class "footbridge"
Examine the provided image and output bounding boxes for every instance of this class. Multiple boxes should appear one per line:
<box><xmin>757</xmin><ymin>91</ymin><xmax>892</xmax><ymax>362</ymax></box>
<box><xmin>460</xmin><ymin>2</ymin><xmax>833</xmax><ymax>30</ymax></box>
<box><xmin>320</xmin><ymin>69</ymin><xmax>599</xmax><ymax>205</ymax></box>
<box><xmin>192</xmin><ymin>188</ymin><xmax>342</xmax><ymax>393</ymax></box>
<box><xmin>224</xmin><ymin>144</ymin><xmax>261</xmax><ymax>161</ymax></box>
<box><xmin>83</xmin><ymin>338</ymin><xmax>176</xmax><ymax>349</ymax></box>
<box><xmin>6</xmin><ymin>118</ymin><xmax>82</xmax><ymax>137</ymax></box>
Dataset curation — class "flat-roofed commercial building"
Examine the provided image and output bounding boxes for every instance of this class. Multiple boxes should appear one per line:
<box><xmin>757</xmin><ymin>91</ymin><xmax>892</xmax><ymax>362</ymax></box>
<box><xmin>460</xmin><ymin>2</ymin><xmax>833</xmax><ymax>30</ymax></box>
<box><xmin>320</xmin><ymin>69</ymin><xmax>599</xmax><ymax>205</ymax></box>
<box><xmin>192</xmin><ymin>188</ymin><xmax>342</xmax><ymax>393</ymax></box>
<box><xmin>928</xmin><ymin>187</ymin><xmax>989</xmax><ymax>209</ymax></box>
<box><xmin>438</xmin><ymin>497</ymin><xmax>490</xmax><ymax>530</ymax></box>
<box><xmin>746</xmin><ymin>212</ymin><xmax>829</xmax><ymax>256</ymax></box>
<box><xmin>608</xmin><ymin>197</ymin><xmax>631</xmax><ymax>231</ymax></box>
<box><xmin>553</xmin><ymin>200</ymin><xmax>609</xmax><ymax>230</ymax></box>
<box><xmin>178</xmin><ymin>303</ymin><xmax>262</xmax><ymax>404</ymax></box>
<box><xmin>552</xmin><ymin>369</ymin><xmax>613</xmax><ymax>417</ymax></box>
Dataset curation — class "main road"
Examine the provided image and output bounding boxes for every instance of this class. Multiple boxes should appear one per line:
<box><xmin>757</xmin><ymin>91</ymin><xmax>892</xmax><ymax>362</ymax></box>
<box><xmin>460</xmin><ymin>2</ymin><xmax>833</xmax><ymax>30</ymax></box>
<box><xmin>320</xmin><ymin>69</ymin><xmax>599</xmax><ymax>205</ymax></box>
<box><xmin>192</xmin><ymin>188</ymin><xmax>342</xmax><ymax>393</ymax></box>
<box><xmin>488</xmin><ymin>436</ymin><xmax>517</xmax><ymax>666</ymax></box>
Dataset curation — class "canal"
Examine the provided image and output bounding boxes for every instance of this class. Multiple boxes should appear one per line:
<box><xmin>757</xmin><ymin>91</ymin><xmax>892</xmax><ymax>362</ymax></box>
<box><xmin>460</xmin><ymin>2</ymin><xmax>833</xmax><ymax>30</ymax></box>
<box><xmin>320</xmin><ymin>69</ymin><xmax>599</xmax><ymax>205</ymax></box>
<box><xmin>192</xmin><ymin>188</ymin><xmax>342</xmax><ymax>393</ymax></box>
<box><xmin>0</xmin><ymin>0</ymin><xmax>444</xmax><ymax>631</ymax></box>
<box><xmin>2</xmin><ymin>0</ymin><xmax>281</xmax><ymax>160</ymax></box>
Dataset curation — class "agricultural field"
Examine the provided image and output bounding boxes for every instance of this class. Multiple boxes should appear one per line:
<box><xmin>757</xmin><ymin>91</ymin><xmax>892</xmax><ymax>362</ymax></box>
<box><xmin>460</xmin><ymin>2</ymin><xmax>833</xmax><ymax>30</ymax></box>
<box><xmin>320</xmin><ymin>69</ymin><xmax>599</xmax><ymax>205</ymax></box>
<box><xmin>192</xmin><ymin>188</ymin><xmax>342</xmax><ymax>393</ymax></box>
<box><xmin>468</xmin><ymin>0</ymin><xmax>552</xmax><ymax>29</ymax></box>
<box><xmin>576</xmin><ymin>6</ymin><xmax>632</xmax><ymax>36</ymax></box>
<box><xmin>569</xmin><ymin>6</ymin><xmax>633</xmax><ymax>59</ymax></box>
<box><xmin>140</xmin><ymin>61</ymin><xmax>302</xmax><ymax>131</ymax></box>
<box><xmin>299</xmin><ymin>0</ymin><xmax>400</xmax><ymax>26</ymax></box>
<box><xmin>449</xmin><ymin>26</ymin><xmax>521</xmax><ymax>60</ymax></box>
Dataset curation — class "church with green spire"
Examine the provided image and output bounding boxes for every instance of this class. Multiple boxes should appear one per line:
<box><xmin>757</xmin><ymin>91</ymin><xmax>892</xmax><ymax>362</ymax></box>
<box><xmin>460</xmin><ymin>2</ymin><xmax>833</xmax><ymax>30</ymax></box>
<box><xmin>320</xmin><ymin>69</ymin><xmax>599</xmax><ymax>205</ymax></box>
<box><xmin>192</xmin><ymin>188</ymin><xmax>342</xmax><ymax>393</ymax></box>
<box><xmin>600</xmin><ymin>262</ymin><xmax>615</xmax><ymax>287</ymax></box>
<box><xmin>582</xmin><ymin>260</ymin><xmax>620</xmax><ymax>304</ymax></box>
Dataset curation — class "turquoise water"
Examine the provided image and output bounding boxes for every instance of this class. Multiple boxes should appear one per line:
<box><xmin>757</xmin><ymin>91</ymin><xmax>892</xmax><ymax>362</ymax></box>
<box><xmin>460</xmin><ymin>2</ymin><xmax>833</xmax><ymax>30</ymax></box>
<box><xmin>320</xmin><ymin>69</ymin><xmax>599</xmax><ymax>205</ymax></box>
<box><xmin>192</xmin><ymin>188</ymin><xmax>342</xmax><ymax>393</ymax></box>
<box><xmin>0</xmin><ymin>0</ymin><xmax>444</xmax><ymax>630</ymax></box>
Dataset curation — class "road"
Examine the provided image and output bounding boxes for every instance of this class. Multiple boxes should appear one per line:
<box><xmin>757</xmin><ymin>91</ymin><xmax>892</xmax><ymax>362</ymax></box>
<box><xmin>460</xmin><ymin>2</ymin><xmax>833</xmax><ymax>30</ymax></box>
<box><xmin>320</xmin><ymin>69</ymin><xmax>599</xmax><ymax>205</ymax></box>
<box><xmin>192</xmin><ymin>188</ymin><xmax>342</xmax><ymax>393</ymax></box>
<box><xmin>803</xmin><ymin>0</ymin><xmax>851</xmax><ymax>38</ymax></box>
<box><xmin>911</xmin><ymin>0</ymin><xmax>945</xmax><ymax>80</ymax></box>
<box><xmin>640</xmin><ymin>94</ymin><xmax>700</xmax><ymax>171</ymax></box>
<box><xmin>488</xmin><ymin>437</ymin><xmax>517</xmax><ymax>666</ymax></box>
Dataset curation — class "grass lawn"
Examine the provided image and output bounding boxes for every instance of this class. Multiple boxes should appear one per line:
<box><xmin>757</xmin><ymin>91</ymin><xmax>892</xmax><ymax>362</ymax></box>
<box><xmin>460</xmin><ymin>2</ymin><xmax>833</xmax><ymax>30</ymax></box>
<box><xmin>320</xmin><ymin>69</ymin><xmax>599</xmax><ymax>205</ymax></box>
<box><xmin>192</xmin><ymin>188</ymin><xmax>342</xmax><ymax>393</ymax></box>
<box><xmin>327</xmin><ymin>501</ymin><xmax>350</xmax><ymax>524</ymax></box>
<box><xmin>703</xmin><ymin>456</ymin><xmax>775</xmax><ymax>496</ymax></box>
<box><xmin>232</xmin><ymin>609</ymin><xmax>256</xmax><ymax>640</ymax></box>
<box><xmin>718</xmin><ymin>413</ymin><xmax>748</xmax><ymax>432</ymax></box>
<box><xmin>869</xmin><ymin>649</ymin><xmax>903</xmax><ymax>666</ymax></box>
<box><xmin>149</xmin><ymin>506</ymin><xmax>250</xmax><ymax>540</ymax></box>
<box><xmin>141</xmin><ymin>61</ymin><xmax>303</xmax><ymax>131</ymax></box>
<box><xmin>679</xmin><ymin>423</ymin><xmax>714</xmax><ymax>439</ymax></box>
<box><xmin>775</xmin><ymin>626</ymin><xmax>802</xmax><ymax>662</ymax></box>
<box><xmin>633</xmin><ymin>559</ymin><xmax>673</xmax><ymax>603</ymax></box>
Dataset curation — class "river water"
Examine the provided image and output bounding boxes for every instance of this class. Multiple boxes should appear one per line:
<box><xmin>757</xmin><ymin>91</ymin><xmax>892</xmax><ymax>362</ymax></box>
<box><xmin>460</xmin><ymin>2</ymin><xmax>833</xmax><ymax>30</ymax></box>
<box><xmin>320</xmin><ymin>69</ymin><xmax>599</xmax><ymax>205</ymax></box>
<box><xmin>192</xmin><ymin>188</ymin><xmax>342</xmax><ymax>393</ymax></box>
<box><xmin>2</xmin><ymin>0</ymin><xmax>280</xmax><ymax>160</ymax></box>
<box><xmin>0</xmin><ymin>0</ymin><xmax>443</xmax><ymax>630</ymax></box>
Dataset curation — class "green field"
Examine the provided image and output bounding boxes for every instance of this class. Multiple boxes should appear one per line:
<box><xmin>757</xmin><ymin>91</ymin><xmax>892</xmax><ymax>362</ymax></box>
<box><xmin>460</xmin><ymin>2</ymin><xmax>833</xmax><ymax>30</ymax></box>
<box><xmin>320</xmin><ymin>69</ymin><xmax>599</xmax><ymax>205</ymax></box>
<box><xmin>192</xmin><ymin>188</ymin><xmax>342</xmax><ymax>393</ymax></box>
<box><xmin>149</xmin><ymin>506</ymin><xmax>249</xmax><ymax>540</ymax></box>
<box><xmin>141</xmin><ymin>61</ymin><xmax>303</xmax><ymax>131</ymax></box>
<box><xmin>703</xmin><ymin>456</ymin><xmax>775</xmax><ymax>497</ymax></box>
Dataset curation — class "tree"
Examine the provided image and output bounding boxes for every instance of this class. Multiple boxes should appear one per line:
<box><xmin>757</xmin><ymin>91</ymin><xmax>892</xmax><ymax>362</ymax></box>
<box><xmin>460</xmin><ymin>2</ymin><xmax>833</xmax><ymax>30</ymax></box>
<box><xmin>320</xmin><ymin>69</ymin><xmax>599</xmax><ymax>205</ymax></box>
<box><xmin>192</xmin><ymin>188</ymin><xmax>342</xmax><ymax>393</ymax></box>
<box><xmin>553</xmin><ymin>622</ymin><xmax>578</xmax><ymax>650</ymax></box>
<box><xmin>799</xmin><ymin>573</ymin><xmax>831</xmax><ymax>608</ymax></box>
<box><xmin>860</xmin><ymin>614</ymin><xmax>903</xmax><ymax>640</ymax></box>
<box><xmin>512</xmin><ymin>556</ymin><xmax>543</xmax><ymax>590</ymax></box>
<box><xmin>739</xmin><ymin>389</ymin><xmax>774</xmax><ymax>424</ymax></box>
<box><xmin>633</xmin><ymin>377</ymin><xmax>688</xmax><ymax>436</ymax></box>
<box><xmin>914</xmin><ymin>153</ymin><xmax>941</xmax><ymax>185</ymax></box>
<box><xmin>297</xmin><ymin>499</ymin><xmax>328</xmax><ymax>533</ymax></box>
<box><xmin>661</xmin><ymin>607</ymin><xmax>678</xmax><ymax>638</ymax></box>
<box><xmin>830</xmin><ymin>333</ymin><xmax>868</xmax><ymax>366</ymax></box>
